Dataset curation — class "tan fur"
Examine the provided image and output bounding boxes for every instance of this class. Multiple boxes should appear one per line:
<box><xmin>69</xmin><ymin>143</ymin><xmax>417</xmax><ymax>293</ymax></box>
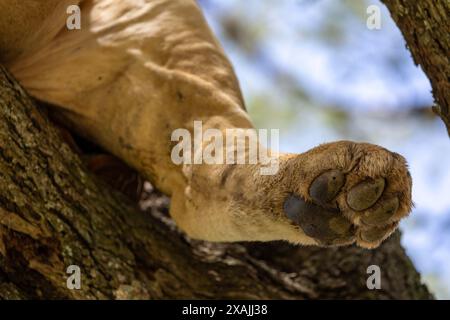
<box><xmin>0</xmin><ymin>0</ymin><xmax>413</xmax><ymax>248</ymax></box>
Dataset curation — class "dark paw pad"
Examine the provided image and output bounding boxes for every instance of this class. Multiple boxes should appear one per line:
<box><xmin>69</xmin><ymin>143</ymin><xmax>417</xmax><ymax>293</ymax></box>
<box><xmin>361</xmin><ymin>197</ymin><xmax>399</xmax><ymax>226</ymax></box>
<box><xmin>309</xmin><ymin>169</ymin><xmax>345</xmax><ymax>206</ymax></box>
<box><xmin>359</xmin><ymin>224</ymin><xmax>396</xmax><ymax>243</ymax></box>
<box><xmin>283</xmin><ymin>194</ymin><xmax>353</xmax><ymax>245</ymax></box>
<box><xmin>347</xmin><ymin>178</ymin><xmax>385</xmax><ymax>211</ymax></box>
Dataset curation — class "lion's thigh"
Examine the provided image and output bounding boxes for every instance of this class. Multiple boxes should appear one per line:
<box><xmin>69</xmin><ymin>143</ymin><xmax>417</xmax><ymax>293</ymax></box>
<box><xmin>0</xmin><ymin>0</ymin><xmax>78</xmax><ymax>62</ymax></box>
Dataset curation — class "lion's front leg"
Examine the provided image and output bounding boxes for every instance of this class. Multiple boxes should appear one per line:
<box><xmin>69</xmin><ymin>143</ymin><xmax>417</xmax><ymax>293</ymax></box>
<box><xmin>172</xmin><ymin>140</ymin><xmax>412</xmax><ymax>249</ymax></box>
<box><xmin>4</xmin><ymin>0</ymin><xmax>413</xmax><ymax>249</ymax></box>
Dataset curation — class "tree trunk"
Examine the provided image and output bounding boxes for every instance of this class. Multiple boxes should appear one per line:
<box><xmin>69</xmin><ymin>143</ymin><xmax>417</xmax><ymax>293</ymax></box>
<box><xmin>381</xmin><ymin>0</ymin><xmax>450</xmax><ymax>135</ymax></box>
<box><xmin>0</xmin><ymin>65</ymin><xmax>432</xmax><ymax>299</ymax></box>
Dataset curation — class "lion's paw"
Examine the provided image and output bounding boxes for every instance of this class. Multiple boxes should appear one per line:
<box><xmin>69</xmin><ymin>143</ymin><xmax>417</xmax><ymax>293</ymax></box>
<box><xmin>283</xmin><ymin>141</ymin><xmax>412</xmax><ymax>249</ymax></box>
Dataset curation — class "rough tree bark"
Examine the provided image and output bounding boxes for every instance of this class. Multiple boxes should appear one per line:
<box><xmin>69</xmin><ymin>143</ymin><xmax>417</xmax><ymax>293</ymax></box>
<box><xmin>0</xmin><ymin>65</ymin><xmax>432</xmax><ymax>299</ymax></box>
<box><xmin>381</xmin><ymin>0</ymin><xmax>450</xmax><ymax>135</ymax></box>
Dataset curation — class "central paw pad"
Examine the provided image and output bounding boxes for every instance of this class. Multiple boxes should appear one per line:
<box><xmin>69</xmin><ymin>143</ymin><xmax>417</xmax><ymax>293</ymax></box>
<box><xmin>284</xmin><ymin>193</ymin><xmax>355</xmax><ymax>244</ymax></box>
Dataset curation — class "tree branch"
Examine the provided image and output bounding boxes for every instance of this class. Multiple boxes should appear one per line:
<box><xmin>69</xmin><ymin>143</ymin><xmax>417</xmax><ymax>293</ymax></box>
<box><xmin>382</xmin><ymin>0</ymin><xmax>450</xmax><ymax>135</ymax></box>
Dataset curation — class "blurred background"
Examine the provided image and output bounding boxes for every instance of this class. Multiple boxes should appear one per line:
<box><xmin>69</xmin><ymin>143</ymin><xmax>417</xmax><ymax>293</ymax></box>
<box><xmin>198</xmin><ymin>0</ymin><xmax>450</xmax><ymax>299</ymax></box>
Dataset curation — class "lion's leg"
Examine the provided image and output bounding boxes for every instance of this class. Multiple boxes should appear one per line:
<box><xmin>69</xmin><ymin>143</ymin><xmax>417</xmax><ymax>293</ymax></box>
<box><xmin>0</xmin><ymin>0</ymin><xmax>81</xmax><ymax>62</ymax></box>
<box><xmin>4</xmin><ymin>0</ymin><xmax>412</xmax><ymax>248</ymax></box>
<box><xmin>6</xmin><ymin>0</ymin><xmax>251</xmax><ymax>193</ymax></box>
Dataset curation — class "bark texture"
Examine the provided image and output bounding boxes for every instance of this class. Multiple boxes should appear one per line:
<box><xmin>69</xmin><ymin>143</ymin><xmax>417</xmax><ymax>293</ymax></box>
<box><xmin>382</xmin><ymin>0</ymin><xmax>450</xmax><ymax>134</ymax></box>
<box><xmin>0</xmin><ymin>66</ymin><xmax>432</xmax><ymax>299</ymax></box>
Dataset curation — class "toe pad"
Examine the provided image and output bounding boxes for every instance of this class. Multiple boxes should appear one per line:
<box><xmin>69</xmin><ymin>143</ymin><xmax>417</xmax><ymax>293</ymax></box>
<box><xmin>347</xmin><ymin>178</ymin><xmax>385</xmax><ymax>211</ymax></box>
